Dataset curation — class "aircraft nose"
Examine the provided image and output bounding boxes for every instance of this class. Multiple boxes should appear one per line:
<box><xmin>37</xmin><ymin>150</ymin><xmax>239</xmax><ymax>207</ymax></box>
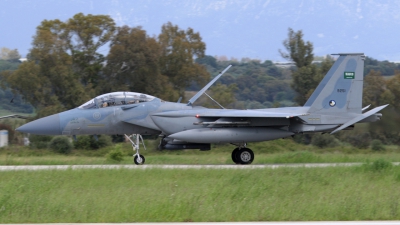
<box><xmin>16</xmin><ymin>114</ymin><xmax>61</xmax><ymax>135</ymax></box>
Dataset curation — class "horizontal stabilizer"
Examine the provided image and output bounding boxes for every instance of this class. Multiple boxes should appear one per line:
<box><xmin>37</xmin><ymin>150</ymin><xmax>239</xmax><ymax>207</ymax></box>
<box><xmin>330</xmin><ymin>104</ymin><xmax>389</xmax><ymax>134</ymax></box>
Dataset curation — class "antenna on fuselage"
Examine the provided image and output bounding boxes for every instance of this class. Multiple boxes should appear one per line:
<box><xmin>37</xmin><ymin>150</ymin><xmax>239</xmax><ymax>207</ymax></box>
<box><xmin>186</xmin><ymin>65</ymin><xmax>232</xmax><ymax>106</ymax></box>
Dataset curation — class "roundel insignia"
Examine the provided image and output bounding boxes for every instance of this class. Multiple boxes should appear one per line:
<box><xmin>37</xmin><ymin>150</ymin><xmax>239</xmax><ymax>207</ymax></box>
<box><xmin>93</xmin><ymin>112</ymin><xmax>102</xmax><ymax>120</ymax></box>
<box><xmin>329</xmin><ymin>100</ymin><xmax>336</xmax><ymax>107</ymax></box>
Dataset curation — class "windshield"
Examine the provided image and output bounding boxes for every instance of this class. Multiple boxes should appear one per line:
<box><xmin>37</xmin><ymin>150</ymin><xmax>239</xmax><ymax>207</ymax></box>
<box><xmin>78</xmin><ymin>92</ymin><xmax>156</xmax><ymax>109</ymax></box>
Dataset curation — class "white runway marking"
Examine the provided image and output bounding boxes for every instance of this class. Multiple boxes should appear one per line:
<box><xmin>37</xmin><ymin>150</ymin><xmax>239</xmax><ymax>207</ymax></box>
<box><xmin>0</xmin><ymin>162</ymin><xmax>399</xmax><ymax>171</ymax></box>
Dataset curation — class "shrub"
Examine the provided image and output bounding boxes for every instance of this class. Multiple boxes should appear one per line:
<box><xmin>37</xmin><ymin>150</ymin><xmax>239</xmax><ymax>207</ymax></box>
<box><xmin>292</xmin><ymin>134</ymin><xmax>312</xmax><ymax>145</ymax></box>
<box><xmin>29</xmin><ymin>135</ymin><xmax>53</xmax><ymax>149</ymax></box>
<box><xmin>346</xmin><ymin>132</ymin><xmax>371</xmax><ymax>149</ymax></box>
<box><xmin>74</xmin><ymin>135</ymin><xmax>112</xmax><ymax>150</ymax></box>
<box><xmin>311</xmin><ymin>134</ymin><xmax>340</xmax><ymax>148</ymax></box>
<box><xmin>107</xmin><ymin>146</ymin><xmax>124</xmax><ymax>162</ymax></box>
<box><xmin>74</xmin><ymin>135</ymin><xmax>91</xmax><ymax>150</ymax></box>
<box><xmin>97</xmin><ymin>135</ymin><xmax>113</xmax><ymax>148</ymax></box>
<box><xmin>370</xmin><ymin>139</ymin><xmax>385</xmax><ymax>151</ymax></box>
<box><xmin>363</xmin><ymin>158</ymin><xmax>392</xmax><ymax>172</ymax></box>
<box><xmin>49</xmin><ymin>136</ymin><xmax>73</xmax><ymax>154</ymax></box>
<box><xmin>111</xmin><ymin>134</ymin><xmax>125</xmax><ymax>143</ymax></box>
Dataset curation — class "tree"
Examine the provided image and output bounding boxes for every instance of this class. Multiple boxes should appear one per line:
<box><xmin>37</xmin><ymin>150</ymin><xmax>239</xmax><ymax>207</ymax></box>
<box><xmin>65</xmin><ymin>13</ymin><xmax>116</xmax><ymax>89</ymax></box>
<box><xmin>195</xmin><ymin>55</ymin><xmax>218</xmax><ymax>68</ymax></box>
<box><xmin>0</xmin><ymin>47</ymin><xmax>21</xmax><ymax>61</ymax></box>
<box><xmin>103</xmin><ymin>26</ymin><xmax>178</xmax><ymax>101</ymax></box>
<box><xmin>319</xmin><ymin>55</ymin><xmax>335</xmax><ymax>75</ymax></box>
<box><xmin>203</xmin><ymin>83</ymin><xmax>238</xmax><ymax>108</ymax></box>
<box><xmin>158</xmin><ymin>22</ymin><xmax>210</xmax><ymax>98</ymax></box>
<box><xmin>1</xmin><ymin>61</ymin><xmax>60</xmax><ymax>110</ymax></box>
<box><xmin>280</xmin><ymin>28</ymin><xmax>320</xmax><ymax>106</ymax></box>
<box><xmin>7</xmin><ymin>49</ymin><xmax>21</xmax><ymax>61</ymax></box>
<box><xmin>0</xmin><ymin>47</ymin><xmax>10</xmax><ymax>59</ymax></box>
<box><xmin>291</xmin><ymin>65</ymin><xmax>320</xmax><ymax>105</ymax></box>
<box><xmin>363</xmin><ymin>70</ymin><xmax>387</xmax><ymax>108</ymax></box>
<box><xmin>386</xmin><ymin>70</ymin><xmax>400</xmax><ymax>110</ymax></box>
<box><xmin>279</xmin><ymin>28</ymin><xmax>314</xmax><ymax>68</ymax></box>
<box><xmin>0</xmin><ymin>13</ymin><xmax>116</xmax><ymax>117</ymax></box>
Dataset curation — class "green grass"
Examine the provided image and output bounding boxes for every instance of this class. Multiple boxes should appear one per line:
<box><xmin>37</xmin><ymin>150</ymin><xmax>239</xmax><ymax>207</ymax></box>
<box><xmin>1</xmin><ymin>165</ymin><xmax>400</xmax><ymax>222</ymax></box>
<box><xmin>1</xmin><ymin>139</ymin><xmax>400</xmax><ymax>165</ymax></box>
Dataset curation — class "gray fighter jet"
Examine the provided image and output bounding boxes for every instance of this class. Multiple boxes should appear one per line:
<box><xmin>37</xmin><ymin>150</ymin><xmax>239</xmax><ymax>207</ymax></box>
<box><xmin>17</xmin><ymin>53</ymin><xmax>387</xmax><ymax>165</ymax></box>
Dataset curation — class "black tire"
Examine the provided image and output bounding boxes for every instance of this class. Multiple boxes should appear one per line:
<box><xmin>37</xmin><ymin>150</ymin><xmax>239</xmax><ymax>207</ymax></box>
<box><xmin>231</xmin><ymin>148</ymin><xmax>240</xmax><ymax>164</ymax></box>
<box><xmin>134</xmin><ymin>154</ymin><xmax>145</xmax><ymax>165</ymax></box>
<box><xmin>237</xmin><ymin>148</ymin><xmax>254</xmax><ymax>165</ymax></box>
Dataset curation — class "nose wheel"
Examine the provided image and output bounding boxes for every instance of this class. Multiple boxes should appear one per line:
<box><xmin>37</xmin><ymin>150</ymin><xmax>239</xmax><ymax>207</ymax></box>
<box><xmin>231</xmin><ymin>147</ymin><xmax>254</xmax><ymax>164</ymax></box>
<box><xmin>134</xmin><ymin>154</ymin><xmax>145</xmax><ymax>165</ymax></box>
<box><xmin>125</xmin><ymin>134</ymin><xmax>146</xmax><ymax>165</ymax></box>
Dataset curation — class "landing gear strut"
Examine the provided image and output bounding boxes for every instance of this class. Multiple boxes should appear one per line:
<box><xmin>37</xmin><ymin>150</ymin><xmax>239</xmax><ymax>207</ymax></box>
<box><xmin>125</xmin><ymin>134</ymin><xmax>146</xmax><ymax>165</ymax></box>
<box><xmin>231</xmin><ymin>144</ymin><xmax>254</xmax><ymax>165</ymax></box>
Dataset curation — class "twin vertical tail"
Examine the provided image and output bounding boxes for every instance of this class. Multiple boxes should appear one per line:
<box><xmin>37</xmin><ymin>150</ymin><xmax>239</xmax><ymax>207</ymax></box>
<box><xmin>305</xmin><ymin>53</ymin><xmax>365</xmax><ymax>114</ymax></box>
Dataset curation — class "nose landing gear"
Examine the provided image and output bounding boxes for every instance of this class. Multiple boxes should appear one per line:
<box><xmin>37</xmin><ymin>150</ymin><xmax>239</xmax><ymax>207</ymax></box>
<box><xmin>125</xmin><ymin>134</ymin><xmax>146</xmax><ymax>165</ymax></box>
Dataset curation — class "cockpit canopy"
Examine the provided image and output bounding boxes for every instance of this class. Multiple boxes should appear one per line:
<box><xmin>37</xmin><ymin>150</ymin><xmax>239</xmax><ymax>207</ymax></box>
<box><xmin>78</xmin><ymin>92</ymin><xmax>156</xmax><ymax>109</ymax></box>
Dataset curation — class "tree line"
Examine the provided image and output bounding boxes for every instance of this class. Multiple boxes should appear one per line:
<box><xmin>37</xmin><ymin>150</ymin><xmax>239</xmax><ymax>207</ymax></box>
<box><xmin>0</xmin><ymin>13</ymin><xmax>208</xmax><ymax>118</ymax></box>
<box><xmin>196</xmin><ymin>28</ymin><xmax>400</xmax><ymax>146</ymax></box>
<box><xmin>279</xmin><ymin>28</ymin><xmax>400</xmax><ymax>146</ymax></box>
<box><xmin>1</xmin><ymin>13</ymin><xmax>400</xmax><ymax>148</ymax></box>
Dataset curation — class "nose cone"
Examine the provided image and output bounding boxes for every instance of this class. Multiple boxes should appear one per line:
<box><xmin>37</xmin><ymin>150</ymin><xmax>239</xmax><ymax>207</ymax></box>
<box><xmin>16</xmin><ymin>114</ymin><xmax>61</xmax><ymax>135</ymax></box>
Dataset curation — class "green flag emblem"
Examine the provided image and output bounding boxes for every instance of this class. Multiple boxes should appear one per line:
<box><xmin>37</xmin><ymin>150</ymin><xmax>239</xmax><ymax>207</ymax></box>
<box><xmin>344</xmin><ymin>72</ymin><xmax>355</xmax><ymax>79</ymax></box>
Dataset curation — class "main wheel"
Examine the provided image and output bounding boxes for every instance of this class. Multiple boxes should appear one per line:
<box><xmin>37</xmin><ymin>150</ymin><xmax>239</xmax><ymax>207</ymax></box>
<box><xmin>134</xmin><ymin>154</ymin><xmax>146</xmax><ymax>165</ymax></box>
<box><xmin>231</xmin><ymin>148</ymin><xmax>240</xmax><ymax>164</ymax></box>
<box><xmin>236</xmin><ymin>148</ymin><xmax>254</xmax><ymax>165</ymax></box>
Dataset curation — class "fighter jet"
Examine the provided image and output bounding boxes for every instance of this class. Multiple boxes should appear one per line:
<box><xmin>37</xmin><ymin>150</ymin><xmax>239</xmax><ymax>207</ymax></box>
<box><xmin>17</xmin><ymin>53</ymin><xmax>387</xmax><ymax>165</ymax></box>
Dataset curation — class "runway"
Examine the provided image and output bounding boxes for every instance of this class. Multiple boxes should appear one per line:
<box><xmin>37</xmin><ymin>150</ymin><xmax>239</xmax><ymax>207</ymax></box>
<box><xmin>0</xmin><ymin>162</ymin><xmax>399</xmax><ymax>171</ymax></box>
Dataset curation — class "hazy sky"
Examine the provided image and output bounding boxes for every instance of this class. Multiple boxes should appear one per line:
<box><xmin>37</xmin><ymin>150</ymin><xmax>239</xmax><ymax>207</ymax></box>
<box><xmin>1</xmin><ymin>0</ymin><xmax>400</xmax><ymax>61</ymax></box>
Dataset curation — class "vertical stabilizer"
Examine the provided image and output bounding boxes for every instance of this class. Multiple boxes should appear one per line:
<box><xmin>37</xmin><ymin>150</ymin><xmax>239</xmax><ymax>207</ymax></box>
<box><xmin>305</xmin><ymin>53</ymin><xmax>365</xmax><ymax>114</ymax></box>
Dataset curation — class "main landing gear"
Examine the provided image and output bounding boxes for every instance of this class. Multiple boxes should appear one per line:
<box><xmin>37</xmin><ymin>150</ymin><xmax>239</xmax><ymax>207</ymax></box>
<box><xmin>231</xmin><ymin>144</ymin><xmax>254</xmax><ymax>165</ymax></box>
<box><xmin>125</xmin><ymin>134</ymin><xmax>146</xmax><ymax>165</ymax></box>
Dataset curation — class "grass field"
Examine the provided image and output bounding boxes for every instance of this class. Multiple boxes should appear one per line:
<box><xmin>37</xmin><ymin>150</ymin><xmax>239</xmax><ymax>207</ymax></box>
<box><xmin>1</xmin><ymin>139</ymin><xmax>400</xmax><ymax>165</ymax></box>
<box><xmin>0</xmin><ymin>162</ymin><xmax>399</xmax><ymax>222</ymax></box>
<box><xmin>3</xmin><ymin>151</ymin><xmax>400</xmax><ymax>165</ymax></box>
<box><xmin>1</xmin><ymin>139</ymin><xmax>400</xmax><ymax>222</ymax></box>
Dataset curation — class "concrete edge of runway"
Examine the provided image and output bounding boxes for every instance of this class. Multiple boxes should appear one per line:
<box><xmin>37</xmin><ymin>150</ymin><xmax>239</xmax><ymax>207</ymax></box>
<box><xmin>0</xmin><ymin>162</ymin><xmax>399</xmax><ymax>171</ymax></box>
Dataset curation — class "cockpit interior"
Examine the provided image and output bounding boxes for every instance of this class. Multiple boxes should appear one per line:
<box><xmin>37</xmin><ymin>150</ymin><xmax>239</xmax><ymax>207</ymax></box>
<box><xmin>78</xmin><ymin>92</ymin><xmax>156</xmax><ymax>109</ymax></box>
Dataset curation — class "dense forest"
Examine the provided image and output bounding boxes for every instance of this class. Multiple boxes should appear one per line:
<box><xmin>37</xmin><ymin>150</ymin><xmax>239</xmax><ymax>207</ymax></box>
<box><xmin>1</xmin><ymin>13</ymin><xmax>400</xmax><ymax>148</ymax></box>
<box><xmin>194</xmin><ymin>54</ymin><xmax>400</xmax><ymax>109</ymax></box>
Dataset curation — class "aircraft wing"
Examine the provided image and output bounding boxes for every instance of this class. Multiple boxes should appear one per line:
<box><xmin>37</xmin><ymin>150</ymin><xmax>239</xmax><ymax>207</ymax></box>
<box><xmin>152</xmin><ymin>109</ymin><xmax>305</xmax><ymax>118</ymax></box>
